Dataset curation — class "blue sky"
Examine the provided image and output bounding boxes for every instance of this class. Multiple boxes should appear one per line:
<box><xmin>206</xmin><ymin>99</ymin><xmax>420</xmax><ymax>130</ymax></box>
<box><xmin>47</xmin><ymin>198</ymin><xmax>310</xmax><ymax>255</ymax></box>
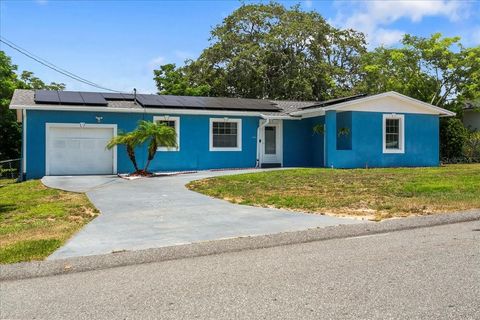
<box><xmin>1</xmin><ymin>0</ymin><xmax>479</xmax><ymax>94</ymax></box>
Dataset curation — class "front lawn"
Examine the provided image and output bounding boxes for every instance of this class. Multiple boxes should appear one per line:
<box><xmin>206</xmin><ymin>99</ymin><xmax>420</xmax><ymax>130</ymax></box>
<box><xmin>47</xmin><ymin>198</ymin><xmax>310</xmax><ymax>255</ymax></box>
<box><xmin>187</xmin><ymin>164</ymin><xmax>480</xmax><ymax>221</ymax></box>
<box><xmin>0</xmin><ymin>180</ymin><xmax>98</xmax><ymax>264</ymax></box>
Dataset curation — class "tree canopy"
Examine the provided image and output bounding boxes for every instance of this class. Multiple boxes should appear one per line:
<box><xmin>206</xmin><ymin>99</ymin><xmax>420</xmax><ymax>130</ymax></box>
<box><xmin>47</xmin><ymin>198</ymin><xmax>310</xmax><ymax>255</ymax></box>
<box><xmin>154</xmin><ymin>2</ymin><xmax>367</xmax><ymax>100</ymax></box>
<box><xmin>358</xmin><ymin>33</ymin><xmax>480</xmax><ymax>112</ymax></box>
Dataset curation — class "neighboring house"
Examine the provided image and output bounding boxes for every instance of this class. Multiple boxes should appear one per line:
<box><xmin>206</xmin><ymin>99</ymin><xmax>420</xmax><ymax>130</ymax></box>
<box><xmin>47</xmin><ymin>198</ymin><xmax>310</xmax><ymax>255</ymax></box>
<box><xmin>463</xmin><ymin>103</ymin><xmax>480</xmax><ymax>131</ymax></box>
<box><xmin>10</xmin><ymin>89</ymin><xmax>455</xmax><ymax>180</ymax></box>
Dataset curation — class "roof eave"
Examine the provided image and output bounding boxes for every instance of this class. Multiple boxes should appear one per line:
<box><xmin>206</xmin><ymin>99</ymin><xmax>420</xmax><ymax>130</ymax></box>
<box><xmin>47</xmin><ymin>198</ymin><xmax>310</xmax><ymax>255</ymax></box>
<box><xmin>260</xmin><ymin>114</ymin><xmax>302</xmax><ymax>120</ymax></box>
<box><xmin>291</xmin><ymin>91</ymin><xmax>456</xmax><ymax>117</ymax></box>
<box><xmin>9</xmin><ymin>104</ymin><xmax>271</xmax><ymax>117</ymax></box>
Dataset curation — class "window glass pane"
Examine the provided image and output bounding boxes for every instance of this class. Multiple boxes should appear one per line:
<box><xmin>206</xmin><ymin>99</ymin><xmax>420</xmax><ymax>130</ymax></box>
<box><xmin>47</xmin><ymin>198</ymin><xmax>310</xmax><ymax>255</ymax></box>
<box><xmin>385</xmin><ymin>118</ymin><xmax>400</xmax><ymax>149</ymax></box>
<box><xmin>212</xmin><ymin>121</ymin><xmax>238</xmax><ymax>148</ymax></box>
<box><xmin>156</xmin><ymin>120</ymin><xmax>175</xmax><ymax>128</ymax></box>
<box><xmin>156</xmin><ymin>119</ymin><xmax>177</xmax><ymax>148</ymax></box>
<box><xmin>386</xmin><ymin>119</ymin><xmax>399</xmax><ymax>134</ymax></box>
<box><xmin>265</xmin><ymin>126</ymin><xmax>276</xmax><ymax>154</ymax></box>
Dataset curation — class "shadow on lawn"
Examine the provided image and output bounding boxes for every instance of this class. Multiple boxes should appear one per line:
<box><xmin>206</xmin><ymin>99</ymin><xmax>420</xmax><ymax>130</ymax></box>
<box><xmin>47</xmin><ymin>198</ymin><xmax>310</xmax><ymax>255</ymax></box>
<box><xmin>0</xmin><ymin>203</ymin><xmax>17</xmax><ymax>214</ymax></box>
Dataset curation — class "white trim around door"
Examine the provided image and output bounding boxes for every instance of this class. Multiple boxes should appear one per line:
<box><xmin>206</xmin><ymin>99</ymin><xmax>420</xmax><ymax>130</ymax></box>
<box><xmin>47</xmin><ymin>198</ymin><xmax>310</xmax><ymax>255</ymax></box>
<box><xmin>45</xmin><ymin>123</ymin><xmax>117</xmax><ymax>176</ymax></box>
<box><xmin>259</xmin><ymin>119</ymin><xmax>283</xmax><ymax>166</ymax></box>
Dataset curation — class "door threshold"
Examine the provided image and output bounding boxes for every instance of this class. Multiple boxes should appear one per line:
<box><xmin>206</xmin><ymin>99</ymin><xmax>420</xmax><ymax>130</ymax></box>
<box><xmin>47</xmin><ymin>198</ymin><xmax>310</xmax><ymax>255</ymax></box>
<box><xmin>260</xmin><ymin>163</ymin><xmax>282</xmax><ymax>168</ymax></box>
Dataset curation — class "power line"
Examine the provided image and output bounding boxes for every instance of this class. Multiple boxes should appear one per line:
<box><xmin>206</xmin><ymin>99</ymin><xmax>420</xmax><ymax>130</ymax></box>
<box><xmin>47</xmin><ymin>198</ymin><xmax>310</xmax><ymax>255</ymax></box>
<box><xmin>0</xmin><ymin>36</ymin><xmax>123</xmax><ymax>93</ymax></box>
<box><xmin>0</xmin><ymin>36</ymin><xmax>102</xmax><ymax>89</ymax></box>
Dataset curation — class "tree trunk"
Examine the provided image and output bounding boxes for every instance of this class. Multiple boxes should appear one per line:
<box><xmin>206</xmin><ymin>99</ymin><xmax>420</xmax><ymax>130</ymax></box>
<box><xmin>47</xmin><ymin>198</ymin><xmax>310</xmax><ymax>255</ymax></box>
<box><xmin>127</xmin><ymin>145</ymin><xmax>139</xmax><ymax>171</ymax></box>
<box><xmin>143</xmin><ymin>141</ymin><xmax>158</xmax><ymax>173</ymax></box>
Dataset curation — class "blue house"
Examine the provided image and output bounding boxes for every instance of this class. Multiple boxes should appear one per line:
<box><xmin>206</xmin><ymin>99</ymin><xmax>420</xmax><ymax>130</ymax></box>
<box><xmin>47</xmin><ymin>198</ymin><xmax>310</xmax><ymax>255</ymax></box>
<box><xmin>10</xmin><ymin>89</ymin><xmax>455</xmax><ymax>180</ymax></box>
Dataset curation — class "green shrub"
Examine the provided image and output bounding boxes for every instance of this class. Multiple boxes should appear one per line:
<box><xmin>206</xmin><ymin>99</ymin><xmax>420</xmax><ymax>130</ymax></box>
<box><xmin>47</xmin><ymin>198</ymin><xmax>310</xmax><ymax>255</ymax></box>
<box><xmin>440</xmin><ymin>118</ymin><xmax>468</xmax><ymax>160</ymax></box>
<box><xmin>464</xmin><ymin>130</ymin><xmax>480</xmax><ymax>162</ymax></box>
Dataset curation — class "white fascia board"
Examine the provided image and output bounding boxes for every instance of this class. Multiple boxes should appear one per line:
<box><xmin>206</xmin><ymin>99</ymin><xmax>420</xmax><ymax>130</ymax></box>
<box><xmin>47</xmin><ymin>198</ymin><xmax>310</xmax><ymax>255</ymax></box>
<box><xmin>291</xmin><ymin>91</ymin><xmax>456</xmax><ymax>117</ymax></box>
<box><xmin>260</xmin><ymin>114</ymin><xmax>302</xmax><ymax>120</ymax></box>
<box><xmin>290</xmin><ymin>109</ymin><xmax>325</xmax><ymax>118</ymax></box>
<box><xmin>9</xmin><ymin>104</ymin><xmax>266</xmax><ymax>117</ymax></box>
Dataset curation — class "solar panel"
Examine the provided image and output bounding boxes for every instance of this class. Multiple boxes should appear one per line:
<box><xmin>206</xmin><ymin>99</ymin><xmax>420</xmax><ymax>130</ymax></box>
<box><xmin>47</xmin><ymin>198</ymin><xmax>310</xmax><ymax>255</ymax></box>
<box><xmin>34</xmin><ymin>90</ymin><xmax>281</xmax><ymax>112</ymax></box>
<box><xmin>58</xmin><ymin>91</ymin><xmax>84</xmax><ymax>105</ymax></box>
<box><xmin>100</xmin><ymin>93</ymin><xmax>135</xmax><ymax>101</ymax></box>
<box><xmin>180</xmin><ymin>96</ymin><xmax>207</xmax><ymax>108</ymax></box>
<box><xmin>34</xmin><ymin>90</ymin><xmax>60</xmax><ymax>104</ymax></box>
<box><xmin>121</xmin><ymin>94</ymin><xmax>134</xmax><ymax>100</ymax></box>
<box><xmin>135</xmin><ymin>94</ymin><xmax>281</xmax><ymax>112</ymax></box>
<box><xmin>80</xmin><ymin>92</ymin><xmax>108</xmax><ymax>106</ymax></box>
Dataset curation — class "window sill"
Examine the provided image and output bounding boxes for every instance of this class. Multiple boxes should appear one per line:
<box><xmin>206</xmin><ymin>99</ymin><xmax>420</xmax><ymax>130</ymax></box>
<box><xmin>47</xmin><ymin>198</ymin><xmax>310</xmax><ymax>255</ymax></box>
<box><xmin>209</xmin><ymin>147</ymin><xmax>242</xmax><ymax>152</ymax></box>
<box><xmin>383</xmin><ymin>149</ymin><xmax>405</xmax><ymax>154</ymax></box>
<box><xmin>157</xmin><ymin>147</ymin><xmax>180</xmax><ymax>152</ymax></box>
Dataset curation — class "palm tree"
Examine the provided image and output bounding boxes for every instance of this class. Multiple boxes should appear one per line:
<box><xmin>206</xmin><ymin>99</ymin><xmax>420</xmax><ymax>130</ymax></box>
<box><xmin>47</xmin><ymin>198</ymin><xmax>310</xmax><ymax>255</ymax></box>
<box><xmin>106</xmin><ymin>131</ymin><xmax>141</xmax><ymax>172</ymax></box>
<box><xmin>136</xmin><ymin>120</ymin><xmax>177</xmax><ymax>173</ymax></box>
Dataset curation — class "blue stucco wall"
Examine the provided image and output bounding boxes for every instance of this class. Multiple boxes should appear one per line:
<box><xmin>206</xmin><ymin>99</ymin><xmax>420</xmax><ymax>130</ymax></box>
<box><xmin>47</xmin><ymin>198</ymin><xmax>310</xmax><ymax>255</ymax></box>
<box><xmin>310</xmin><ymin>116</ymin><xmax>325</xmax><ymax>167</ymax></box>
<box><xmin>323</xmin><ymin>111</ymin><xmax>440</xmax><ymax>168</ymax></box>
<box><xmin>336</xmin><ymin>111</ymin><xmax>352</xmax><ymax>150</ymax></box>
<box><xmin>283</xmin><ymin>119</ymin><xmax>313</xmax><ymax>167</ymax></box>
<box><xmin>24</xmin><ymin>108</ymin><xmax>440</xmax><ymax>179</ymax></box>
<box><xmin>25</xmin><ymin>110</ymin><xmax>260</xmax><ymax>179</ymax></box>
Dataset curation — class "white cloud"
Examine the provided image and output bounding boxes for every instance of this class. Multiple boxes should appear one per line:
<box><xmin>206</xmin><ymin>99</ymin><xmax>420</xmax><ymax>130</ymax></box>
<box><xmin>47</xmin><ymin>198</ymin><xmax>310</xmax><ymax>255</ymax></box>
<box><xmin>472</xmin><ymin>26</ymin><xmax>480</xmax><ymax>45</ymax></box>
<box><xmin>374</xmin><ymin>28</ymin><xmax>406</xmax><ymax>46</ymax></box>
<box><xmin>357</xmin><ymin>0</ymin><xmax>465</xmax><ymax>24</ymax></box>
<box><xmin>333</xmin><ymin>0</ymin><xmax>470</xmax><ymax>47</ymax></box>
<box><xmin>174</xmin><ymin>50</ymin><xmax>194</xmax><ymax>62</ymax></box>
<box><xmin>148</xmin><ymin>56</ymin><xmax>166</xmax><ymax>69</ymax></box>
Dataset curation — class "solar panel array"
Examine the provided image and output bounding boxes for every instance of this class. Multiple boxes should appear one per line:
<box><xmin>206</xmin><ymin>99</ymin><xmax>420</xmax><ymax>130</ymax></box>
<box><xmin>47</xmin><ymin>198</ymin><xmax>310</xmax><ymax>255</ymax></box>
<box><xmin>35</xmin><ymin>90</ymin><xmax>109</xmax><ymax>106</ymax></box>
<box><xmin>34</xmin><ymin>90</ymin><xmax>281</xmax><ymax>112</ymax></box>
<box><xmin>136</xmin><ymin>95</ymin><xmax>280</xmax><ymax>111</ymax></box>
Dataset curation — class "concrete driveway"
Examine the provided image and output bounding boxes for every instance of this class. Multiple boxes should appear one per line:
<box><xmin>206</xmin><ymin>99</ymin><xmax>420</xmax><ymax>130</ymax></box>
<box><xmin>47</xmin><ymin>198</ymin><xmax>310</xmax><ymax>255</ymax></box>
<box><xmin>43</xmin><ymin>169</ymin><xmax>364</xmax><ymax>259</ymax></box>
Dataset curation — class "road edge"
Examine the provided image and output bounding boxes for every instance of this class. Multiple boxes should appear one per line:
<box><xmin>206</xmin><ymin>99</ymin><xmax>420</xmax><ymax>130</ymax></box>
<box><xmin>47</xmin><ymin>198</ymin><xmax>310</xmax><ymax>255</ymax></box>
<box><xmin>1</xmin><ymin>210</ymin><xmax>479</xmax><ymax>281</ymax></box>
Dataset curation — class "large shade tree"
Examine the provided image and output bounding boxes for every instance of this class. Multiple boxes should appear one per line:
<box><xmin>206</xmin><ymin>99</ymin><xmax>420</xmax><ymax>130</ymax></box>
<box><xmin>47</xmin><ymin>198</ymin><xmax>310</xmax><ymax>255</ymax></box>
<box><xmin>154</xmin><ymin>2</ymin><xmax>367</xmax><ymax>101</ymax></box>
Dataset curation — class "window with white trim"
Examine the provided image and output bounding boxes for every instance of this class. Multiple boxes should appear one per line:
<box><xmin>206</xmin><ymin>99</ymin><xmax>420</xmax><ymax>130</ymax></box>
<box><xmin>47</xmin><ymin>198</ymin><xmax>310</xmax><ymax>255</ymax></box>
<box><xmin>153</xmin><ymin>116</ymin><xmax>180</xmax><ymax>151</ymax></box>
<box><xmin>209</xmin><ymin>118</ymin><xmax>242</xmax><ymax>151</ymax></box>
<box><xmin>383</xmin><ymin>114</ymin><xmax>404</xmax><ymax>153</ymax></box>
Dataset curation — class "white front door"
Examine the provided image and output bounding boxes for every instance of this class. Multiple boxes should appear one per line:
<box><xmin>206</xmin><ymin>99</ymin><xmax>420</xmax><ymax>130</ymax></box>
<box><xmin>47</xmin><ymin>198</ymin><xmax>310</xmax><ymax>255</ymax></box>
<box><xmin>260</xmin><ymin>120</ymin><xmax>283</xmax><ymax>165</ymax></box>
<box><xmin>46</xmin><ymin>124</ymin><xmax>117</xmax><ymax>175</ymax></box>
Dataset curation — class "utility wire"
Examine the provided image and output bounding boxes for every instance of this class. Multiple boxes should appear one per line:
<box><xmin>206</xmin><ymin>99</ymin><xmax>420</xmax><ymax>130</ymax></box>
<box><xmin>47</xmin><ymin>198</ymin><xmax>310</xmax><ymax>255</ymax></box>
<box><xmin>0</xmin><ymin>36</ymin><xmax>102</xmax><ymax>89</ymax></box>
<box><xmin>0</xmin><ymin>36</ymin><xmax>123</xmax><ymax>93</ymax></box>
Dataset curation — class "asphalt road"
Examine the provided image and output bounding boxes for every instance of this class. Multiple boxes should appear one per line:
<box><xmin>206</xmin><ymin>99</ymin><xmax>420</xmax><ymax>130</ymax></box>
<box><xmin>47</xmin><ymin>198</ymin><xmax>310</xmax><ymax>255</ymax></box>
<box><xmin>1</xmin><ymin>221</ymin><xmax>479</xmax><ymax>320</ymax></box>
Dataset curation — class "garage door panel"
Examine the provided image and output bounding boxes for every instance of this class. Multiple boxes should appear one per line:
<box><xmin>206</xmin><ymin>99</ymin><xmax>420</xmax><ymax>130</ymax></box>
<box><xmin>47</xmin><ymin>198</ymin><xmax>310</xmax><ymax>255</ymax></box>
<box><xmin>47</xmin><ymin>126</ymin><xmax>115</xmax><ymax>175</ymax></box>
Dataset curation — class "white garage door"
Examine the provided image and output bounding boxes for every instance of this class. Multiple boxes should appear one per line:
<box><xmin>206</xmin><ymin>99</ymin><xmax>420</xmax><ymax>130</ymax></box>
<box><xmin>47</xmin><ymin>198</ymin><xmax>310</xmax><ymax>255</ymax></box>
<box><xmin>46</xmin><ymin>124</ymin><xmax>116</xmax><ymax>175</ymax></box>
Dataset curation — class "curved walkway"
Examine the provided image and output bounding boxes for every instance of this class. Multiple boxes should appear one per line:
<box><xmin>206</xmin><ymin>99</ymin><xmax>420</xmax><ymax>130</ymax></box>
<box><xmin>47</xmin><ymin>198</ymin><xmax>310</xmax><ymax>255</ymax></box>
<box><xmin>43</xmin><ymin>169</ymin><xmax>365</xmax><ymax>259</ymax></box>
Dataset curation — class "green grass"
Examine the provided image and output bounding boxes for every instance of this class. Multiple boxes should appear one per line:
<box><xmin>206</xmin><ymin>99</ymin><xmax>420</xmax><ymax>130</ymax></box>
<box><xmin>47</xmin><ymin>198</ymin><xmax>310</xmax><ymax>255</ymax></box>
<box><xmin>0</xmin><ymin>180</ymin><xmax>98</xmax><ymax>264</ymax></box>
<box><xmin>187</xmin><ymin>164</ymin><xmax>480</xmax><ymax>221</ymax></box>
<box><xmin>0</xmin><ymin>239</ymin><xmax>62</xmax><ymax>264</ymax></box>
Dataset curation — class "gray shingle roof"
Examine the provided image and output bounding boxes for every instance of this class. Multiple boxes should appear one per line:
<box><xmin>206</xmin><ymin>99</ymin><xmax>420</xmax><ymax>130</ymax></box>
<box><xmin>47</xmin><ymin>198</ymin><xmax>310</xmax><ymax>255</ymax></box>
<box><xmin>9</xmin><ymin>89</ymin><xmax>329</xmax><ymax>117</ymax></box>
